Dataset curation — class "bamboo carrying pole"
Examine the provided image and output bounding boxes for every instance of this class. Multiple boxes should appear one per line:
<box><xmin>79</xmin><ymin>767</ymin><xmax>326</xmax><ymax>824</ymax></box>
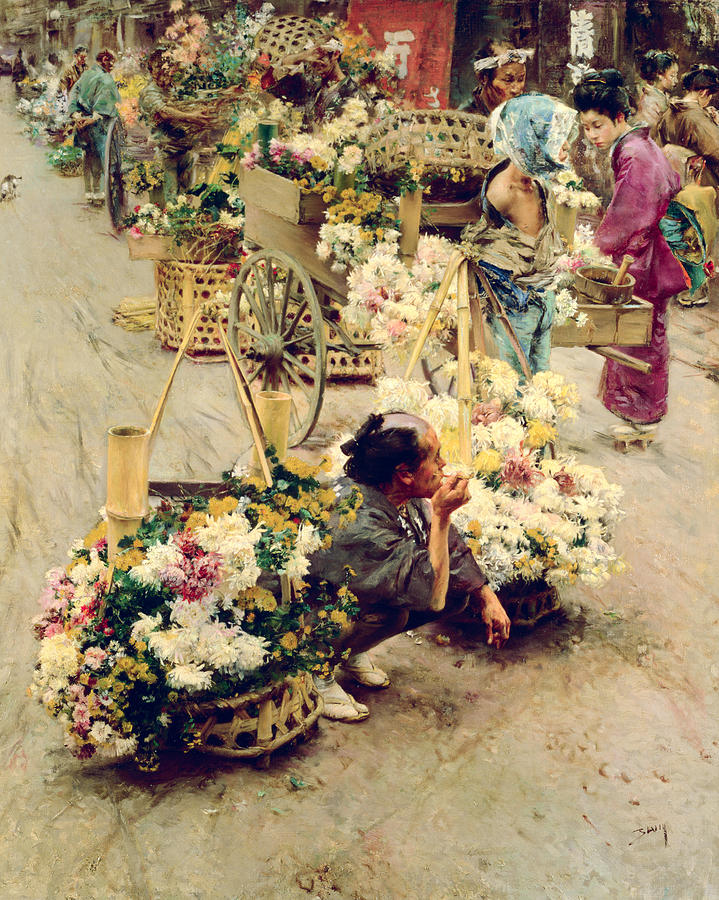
<box><xmin>402</xmin><ymin>250</ymin><xmax>465</xmax><ymax>380</ymax></box>
<box><xmin>398</xmin><ymin>188</ymin><xmax>423</xmax><ymax>265</ymax></box>
<box><xmin>456</xmin><ymin>261</ymin><xmax>473</xmax><ymax>467</ymax></box>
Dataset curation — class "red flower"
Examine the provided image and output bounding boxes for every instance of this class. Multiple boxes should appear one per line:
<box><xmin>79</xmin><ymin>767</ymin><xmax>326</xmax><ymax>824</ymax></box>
<box><xmin>500</xmin><ymin>449</ymin><xmax>544</xmax><ymax>493</ymax></box>
<box><xmin>553</xmin><ymin>468</ymin><xmax>578</xmax><ymax>496</ymax></box>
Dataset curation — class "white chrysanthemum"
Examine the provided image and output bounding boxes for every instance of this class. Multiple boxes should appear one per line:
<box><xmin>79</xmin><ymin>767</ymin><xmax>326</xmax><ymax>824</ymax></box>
<box><xmin>169</xmin><ymin>596</ymin><xmax>217</xmax><ymax>629</ymax></box>
<box><xmin>474</xmin><ymin>357</ymin><xmax>520</xmax><ymax>404</ymax></box>
<box><xmin>129</xmin><ymin>541</ymin><xmax>183</xmax><ymax>587</ymax></box>
<box><xmin>375</xmin><ymin>377</ymin><xmax>430</xmax><ymax>414</ymax></box>
<box><xmin>89</xmin><ymin>721</ymin><xmax>114</xmax><ymax>744</ymax></box>
<box><xmin>518</xmin><ymin>385</ymin><xmax>557</xmax><ymax>422</ymax></box>
<box><xmin>530</xmin><ymin>477</ymin><xmax>566</xmax><ymax>513</ymax></box>
<box><xmin>166</xmin><ymin>664</ymin><xmax>213</xmax><ymax>692</ymax></box>
<box><xmin>295</xmin><ymin>523</ymin><xmax>323</xmax><ymax>558</ymax></box>
<box><xmin>423</xmin><ymin>395</ymin><xmax>459</xmax><ymax>434</ymax></box>
<box><xmin>130</xmin><ymin>612</ymin><xmax>162</xmax><ymax>643</ymax></box>
<box><xmin>36</xmin><ymin>633</ymin><xmax>81</xmax><ymax>691</ymax></box>
<box><xmin>147</xmin><ymin>628</ymin><xmax>194</xmax><ymax>665</ymax></box>
<box><xmin>487</xmin><ymin>417</ymin><xmax>525</xmax><ymax>452</ymax></box>
<box><xmin>68</xmin><ymin>549</ymin><xmax>107</xmax><ymax>587</ymax></box>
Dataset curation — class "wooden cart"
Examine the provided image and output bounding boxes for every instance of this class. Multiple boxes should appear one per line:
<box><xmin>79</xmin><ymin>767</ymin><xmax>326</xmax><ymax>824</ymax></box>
<box><xmin>232</xmin><ymin>167</ymin><xmax>383</xmax><ymax>447</ymax></box>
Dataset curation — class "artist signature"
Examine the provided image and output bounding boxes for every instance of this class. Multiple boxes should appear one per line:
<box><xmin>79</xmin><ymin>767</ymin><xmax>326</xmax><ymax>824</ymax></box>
<box><xmin>629</xmin><ymin>823</ymin><xmax>668</xmax><ymax>847</ymax></box>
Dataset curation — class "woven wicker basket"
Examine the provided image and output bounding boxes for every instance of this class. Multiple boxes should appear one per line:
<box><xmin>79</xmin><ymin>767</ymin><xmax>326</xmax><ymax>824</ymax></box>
<box><xmin>255</xmin><ymin>15</ymin><xmax>327</xmax><ymax>64</ymax></box>
<box><xmin>497</xmin><ymin>579</ymin><xmax>561</xmax><ymax>628</ymax></box>
<box><xmin>365</xmin><ymin>110</ymin><xmax>497</xmax><ymax>202</ymax></box>
<box><xmin>155</xmin><ymin>261</ymin><xmax>234</xmax><ymax>360</ymax></box>
<box><xmin>179</xmin><ymin>672</ymin><xmax>322</xmax><ymax>758</ymax></box>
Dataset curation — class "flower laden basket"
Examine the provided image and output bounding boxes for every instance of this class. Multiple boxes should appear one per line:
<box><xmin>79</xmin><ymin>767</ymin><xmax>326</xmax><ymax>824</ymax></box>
<box><xmin>155</xmin><ymin>261</ymin><xmax>234</xmax><ymax>360</ymax></box>
<box><xmin>254</xmin><ymin>15</ymin><xmax>327</xmax><ymax>64</ymax></box>
<box><xmin>364</xmin><ymin>110</ymin><xmax>497</xmax><ymax>203</ymax></box>
<box><xmin>179</xmin><ymin>672</ymin><xmax>322</xmax><ymax>758</ymax></box>
<box><xmin>496</xmin><ymin>580</ymin><xmax>561</xmax><ymax>628</ymax></box>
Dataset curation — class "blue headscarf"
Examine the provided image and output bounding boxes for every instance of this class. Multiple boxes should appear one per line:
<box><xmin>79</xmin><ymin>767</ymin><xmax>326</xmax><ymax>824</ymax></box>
<box><xmin>489</xmin><ymin>92</ymin><xmax>578</xmax><ymax>178</ymax></box>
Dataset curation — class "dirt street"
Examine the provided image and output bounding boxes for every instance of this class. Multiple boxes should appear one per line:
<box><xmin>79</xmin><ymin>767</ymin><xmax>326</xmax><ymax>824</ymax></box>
<box><xmin>1</xmin><ymin>78</ymin><xmax>718</xmax><ymax>899</ymax></box>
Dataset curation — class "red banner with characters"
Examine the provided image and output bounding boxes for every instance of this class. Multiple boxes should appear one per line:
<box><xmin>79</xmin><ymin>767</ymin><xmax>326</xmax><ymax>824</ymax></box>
<box><xmin>347</xmin><ymin>0</ymin><xmax>457</xmax><ymax>109</ymax></box>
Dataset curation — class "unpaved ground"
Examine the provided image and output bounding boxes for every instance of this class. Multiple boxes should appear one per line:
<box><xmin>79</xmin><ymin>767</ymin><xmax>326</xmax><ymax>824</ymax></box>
<box><xmin>1</xmin><ymin>78</ymin><xmax>718</xmax><ymax>899</ymax></box>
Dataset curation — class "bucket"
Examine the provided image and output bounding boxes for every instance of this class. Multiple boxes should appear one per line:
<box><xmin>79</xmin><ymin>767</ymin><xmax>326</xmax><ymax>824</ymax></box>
<box><xmin>574</xmin><ymin>265</ymin><xmax>635</xmax><ymax>305</ymax></box>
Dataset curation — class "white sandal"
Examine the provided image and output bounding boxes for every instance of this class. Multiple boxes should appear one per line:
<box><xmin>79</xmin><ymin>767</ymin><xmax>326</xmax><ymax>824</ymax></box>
<box><xmin>315</xmin><ymin>680</ymin><xmax>370</xmax><ymax>722</ymax></box>
<box><xmin>342</xmin><ymin>652</ymin><xmax>391</xmax><ymax>689</ymax></box>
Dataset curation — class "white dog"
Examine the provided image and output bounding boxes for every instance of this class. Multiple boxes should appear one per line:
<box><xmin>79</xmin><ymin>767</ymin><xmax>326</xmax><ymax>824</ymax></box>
<box><xmin>0</xmin><ymin>174</ymin><xmax>21</xmax><ymax>202</ymax></box>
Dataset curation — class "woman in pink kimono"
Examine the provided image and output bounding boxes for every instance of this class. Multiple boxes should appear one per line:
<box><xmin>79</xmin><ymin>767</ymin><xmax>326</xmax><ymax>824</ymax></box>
<box><xmin>573</xmin><ymin>69</ymin><xmax>688</xmax><ymax>444</ymax></box>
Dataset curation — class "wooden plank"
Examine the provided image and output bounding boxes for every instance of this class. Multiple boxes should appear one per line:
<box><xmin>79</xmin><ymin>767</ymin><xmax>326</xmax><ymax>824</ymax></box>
<box><xmin>422</xmin><ymin>197</ymin><xmax>482</xmax><ymax>227</ymax></box>
<box><xmin>552</xmin><ymin>298</ymin><xmax>652</xmax><ymax>348</ymax></box>
<box><xmin>149</xmin><ymin>480</ymin><xmax>227</xmax><ymax>498</ymax></box>
<box><xmin>244</xmin><ymin>204</ymin><xmax>349</xmax><ymax>298</ymax></box>
<box><xmin>237</xmin><ymin>167</ymin><xmax>327</xmax><ymax>224</ymax></box>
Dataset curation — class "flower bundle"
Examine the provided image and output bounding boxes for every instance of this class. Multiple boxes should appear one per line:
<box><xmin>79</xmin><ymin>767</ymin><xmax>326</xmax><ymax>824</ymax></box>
<box><xmin>341</xmin><ymin>234</ymin><xmax>457</xmax><ymax>345</ymax></box>
<box><xmin>123</xmin><ymin>160</ymin><xmax>164</xmax><ymax>196</ymax></box>
<box><xmin>124</xmin><ymin>185</ymin><xmax>245</xmax><ymax>263</ymax></box>
<box><xmin>551</xmin><ymin>170</ymin><xmax>602</xmax><ymax>210</ymax></box>
<box><xmin>370</xmin><ymin>363</ymin><xmax>624</xmax><ymax>591</ymax></box>
<box><xmin>31</xmin><ymin>457</ymin><xmax>362</xmax><ymax>770</ymax></box>
<box><xmin>47</xmin><ymin>144</ymin><xmax>84</xmax><ymax>175</ymax></box>
<box><xmin>316</xmin><ymin>187</ymin><xmax>400</xmax><ymax>271</ymax></box>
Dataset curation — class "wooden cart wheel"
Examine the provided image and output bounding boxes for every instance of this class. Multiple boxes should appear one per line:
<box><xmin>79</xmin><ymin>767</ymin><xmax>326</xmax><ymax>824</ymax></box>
<box><xmin>104</xmin><ymin>117</ymin><xmax>128</xmax><ymax>232</ymax></box>
<box><xmin>228</xmin><ymin>249</ymin><xmax>327</xmax><ymax>447</ymax></box>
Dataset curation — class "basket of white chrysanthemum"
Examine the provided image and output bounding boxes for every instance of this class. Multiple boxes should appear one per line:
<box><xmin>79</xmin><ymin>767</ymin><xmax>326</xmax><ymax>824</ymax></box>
<box><xmin>30</xmin><ymin>456</ymin><xmax>363</xmax><ymax>771</ymax></box>
<box><xmin>362</xmin><ymin>364</ymin><xmax>625</xmax><ymax>627</ymax></box>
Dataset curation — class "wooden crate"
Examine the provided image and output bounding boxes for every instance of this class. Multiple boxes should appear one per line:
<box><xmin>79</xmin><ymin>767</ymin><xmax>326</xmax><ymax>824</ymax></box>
<box><xmin>552</xmin><ymin>298</ymin><xmax>653</xmax><ymax>348</ymax></box>
<box><xmin>126</xmin><ymin>232</ymin><xmax>173</xmax><ymax>261</ymax></box>
<box><xmin>238</xmin><ymin>167</ymin><xmax>327</xmax><ymax>225</ymax></box>
<box><xmin>243</xmin><ymin>203</ymin><xmax>348</xmax><ymax>297</ymax></box>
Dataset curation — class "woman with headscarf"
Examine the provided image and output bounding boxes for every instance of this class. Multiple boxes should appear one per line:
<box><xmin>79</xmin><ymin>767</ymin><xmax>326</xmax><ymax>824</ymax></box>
<box><xmin>461</xmin><ymin>93</ymin><xmax>578</xmax><ymax>376</ymax></box>
<box><xmin>635</xmin><ymin>50</ymin><xmax>679</xmax><ymax>138</ymax></box>
<box><xmin>573</xmin><ymin>69</ymin><xmax>689</xmax><ymax>443</ymax></box>
<box><xmin>460</xmin><ymin>39</ymin><xmax>533</xmax><ymax>117</ymax></box>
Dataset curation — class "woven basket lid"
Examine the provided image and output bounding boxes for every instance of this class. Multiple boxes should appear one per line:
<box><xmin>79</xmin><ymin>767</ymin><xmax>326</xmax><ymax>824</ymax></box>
<box><xmin>255</xmin><ymin>15</ymin><xmax>328</xmax><ymax>64</ymax></box>
<box><xmin>365</xmin><ymin>109</ymin><xmax>498</xmax><ymax>175</ymax></box>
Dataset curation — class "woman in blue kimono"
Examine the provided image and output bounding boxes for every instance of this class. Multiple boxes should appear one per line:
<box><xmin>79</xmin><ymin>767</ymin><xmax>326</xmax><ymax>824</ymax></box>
<box><xmin>462</xmin><ymin>93</ymin><xmax>578</xmax><ymax>376</ymax></box>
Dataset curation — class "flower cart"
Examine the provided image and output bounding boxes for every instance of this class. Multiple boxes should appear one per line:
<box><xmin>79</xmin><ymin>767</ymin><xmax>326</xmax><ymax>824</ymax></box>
<box><xmin>232</xmin><ymin>170</ymin><xmax>387</xmax><ymax>447</ymax></box>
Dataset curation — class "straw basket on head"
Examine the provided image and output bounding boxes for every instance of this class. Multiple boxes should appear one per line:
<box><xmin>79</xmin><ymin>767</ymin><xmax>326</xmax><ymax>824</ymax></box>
<box><xmin>254</xmin><ymin>15</ymin><xmax>327</xmax><ymax>64</ymax></box>
<box><xmin>364</xmin><ymin>109</ymin><xmax>498</xmax><ymax>203</ymax></box>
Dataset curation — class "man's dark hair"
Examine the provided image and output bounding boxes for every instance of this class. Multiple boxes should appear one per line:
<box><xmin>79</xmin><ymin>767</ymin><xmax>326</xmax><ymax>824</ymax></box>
<box><xmin>573</xmin><ymin>68</ymin><xmax>632</xmax><ymax>120</ymax></box>
<box><xmin>74</xmin><ymin>44</ymin><xmax>88</xmax><ymax>55</ymax></box>
<box><xmin>639</xmin><ymin>50</ymin><xmax>678</xmax><ymax>82</ymax></box>
<box><xmin>341</xmin><ymin>412</ymin><xmax>429</xmax><ymax>487</ymax></box>
<box><xmin>682</xmin><ymin>64</ymin><xmax>719</xmax><ymax>94</ymax></box>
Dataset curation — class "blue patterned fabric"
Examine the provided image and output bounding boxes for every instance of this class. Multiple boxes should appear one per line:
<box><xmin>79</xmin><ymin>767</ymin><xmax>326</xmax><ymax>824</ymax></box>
<box><xmin>489</xmin><ymin>93</ymin><xmax>578</xmax><ymax>178</ymax></box>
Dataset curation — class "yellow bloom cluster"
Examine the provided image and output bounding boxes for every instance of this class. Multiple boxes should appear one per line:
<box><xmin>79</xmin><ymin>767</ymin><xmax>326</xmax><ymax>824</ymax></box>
<box><xmin>279</xmin><ymin>631</ymin><xmax>298</xmax><ymax>650</ymax></box>
<box><xmin>115</xmin><ymin>547</ymin><xmax>146</xmax><ymax>571</ymax></box>
<box><xmin>208</xmin><ymin>496</ymin><xmax>239</xmax><ymax>519</ymax></box>
<box><xmin>83</xmin><ymin>521</ymin><xmax>107</xmax><ymax>550</ymax></box>
<box><xmin>526</xmin><ymin>420</ymin><xmax>557</xmax><ymax>449</ymax></box>
<box><xmin>240</xmin><ymin>585</ymin><xmax>278</xmax><ymax>612</ymax></box>
<box><xmin>474</xmin><ymin>449</ymin><xmax>503</xmax><ymax>475</ymax></box>
<box><xmin>283</xmin><ymin>456</ymin><xmax>322</xmax><ymax>479</ymax></box>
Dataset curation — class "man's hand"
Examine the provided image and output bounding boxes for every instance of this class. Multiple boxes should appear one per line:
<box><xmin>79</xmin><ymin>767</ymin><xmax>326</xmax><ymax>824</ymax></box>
<box><xmin>431</xmin><ymin>474</ymin><xmax>470</xmax><ymax>522</ymax></box>
<box><xmin>478</xmin><ymin>584</ymin><xmax>510</xmax><ymax>649</ymax></box>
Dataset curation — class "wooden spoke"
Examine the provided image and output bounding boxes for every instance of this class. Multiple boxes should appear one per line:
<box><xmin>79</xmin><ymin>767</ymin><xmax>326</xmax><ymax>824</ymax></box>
<box><xmin>283</xmin><ymin>298</ymin><xmax>308</xmax><ymax>341</ymax></box>
<box><xmin>279</xmin><ymin>271</ymin><xmax>295</xmax><ymax>331</ymax></box>
<box><xmin>240</xmin><ymin>283</ymin><xmax>269</xmax><ymax>331</ymax></box>
<box><xmin>283</xmin><ymin>351</ymin><xmax>316</xmax><ymax>381</ymax></box>
<box><xmin>281</xmin><ymin>361</ymin><xmax>313</xmax><ymax>399</ymax></box>
<box><xmin>283</xmin><ymin>329</ymin><xmax>316</xmax><ymax>350</ymax></box>
<box><xmin>233</xmin><ymin>322</ymin><xmax>266</xmax><ymax>344</ymax></box>
<box><xmin>251</xmin><ymin>263</ymin><xmax>271</xmax><ymax>326</ymax></box>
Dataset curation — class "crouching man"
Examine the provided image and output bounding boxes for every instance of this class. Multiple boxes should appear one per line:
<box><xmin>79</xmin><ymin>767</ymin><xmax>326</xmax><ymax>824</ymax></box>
<box><xmin>309</xmin><ymin>412</ymin><xmax>510</xmax><ymax>721</ymax></box>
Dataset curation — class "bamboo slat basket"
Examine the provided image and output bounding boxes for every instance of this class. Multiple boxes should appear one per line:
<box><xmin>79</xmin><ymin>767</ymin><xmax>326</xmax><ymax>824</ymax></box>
<box><xmin>497</xmin><ymin>580</ymin><xmax>561</xmax><ymax>628</ymax></box>
<box><xmin>155</xmin><ymin>261</ymin><xmax>234</xmax><ymax>360</ymax></box>
<box><xmin>254</xmin><ymin>15</ymin><xmax>327</xmax><ymax>64</ymax></box>
<box><xmin>364</xmin><ymin>110</ymin><xmax>497</xmax><ymax>203</ymax></box>
<box><xmin>179</xmin><ymin>672</ymin><xmax>323</xmax><ymax>758</ymax></box>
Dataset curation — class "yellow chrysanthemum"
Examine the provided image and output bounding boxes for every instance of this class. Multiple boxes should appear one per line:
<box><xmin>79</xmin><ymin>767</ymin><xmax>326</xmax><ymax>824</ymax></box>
<box><xmin>526</xmin><ymin>420</ymin><xmax>557</xmax><ymax>449</ymax></box>
<box><xmin>474</xmin><ymin>449</ymin><xmax>503</xmax><ymax>475</ymax></box>
<box><xmin>280</xmin><ymin>631</ymin><xmax>298</xmax><ymax>650</ymax></box>
<box><xmin>83</xmin><ymin>521</ymin><xmax>107</xmax><ymax>550</ymax></box>
<box><xmin>184</xmin><ymin>511</ymin><xmax>208</xmax><ymax>532</ymax></box>
<box><xmin>115</xmin><ymin>547</ymin><xmax>146</xmax><ymax>571</ymax></box>
<box><xmin>208</xmin><ymin>496</ymin><xmax>238</xmax><ymax>519</ymax></box>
